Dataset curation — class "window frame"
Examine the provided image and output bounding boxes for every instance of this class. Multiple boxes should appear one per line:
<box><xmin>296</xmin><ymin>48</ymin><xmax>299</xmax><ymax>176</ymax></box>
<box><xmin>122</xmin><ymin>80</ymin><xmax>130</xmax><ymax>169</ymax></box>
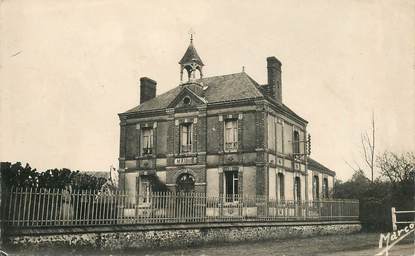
<box><xmin>224</xmin><ymin>170</ymin><xmax>239</xmax><ymax>202</ymax></box>
<box><xmin>224</xmin><ymin>119</ymin><xmax>238</xmax><ymax>152</ymax></box>
<box><xmin>180</xmin><ymin>122</ymin><xmax>193</xmax><ymax>153</ymax></box>
<box><xmin>277</xmin><ymin>172</ymin><xmax>285</xmax><ymax>202</ymax></box>
<box><xmin>313</xmin><ymin>175</ymin><xmax>320</xmax><ymax>200</ymax></box>
<box><xmin>294</xmin><ymin>176</ymin><xmax>301</xmax><ymax>202</ymax></box>
<box><xmin>137</xmin><ymin>177</ymin><xmax>152</xmax><ymax>206</ymax></box>
<box><xmin>322</xmin><ymin>177</ymin><xmax>329</xmax><ymax>199</ymax></box>
<box><xmin>141</xmin><ymin>127</ymin><xmax>154</xmax><ymax>156</ymax></box>
<box><xmin>293</xmin><ymin>130</ymin><xmax>300</xmax><ymax>155</ymax></box>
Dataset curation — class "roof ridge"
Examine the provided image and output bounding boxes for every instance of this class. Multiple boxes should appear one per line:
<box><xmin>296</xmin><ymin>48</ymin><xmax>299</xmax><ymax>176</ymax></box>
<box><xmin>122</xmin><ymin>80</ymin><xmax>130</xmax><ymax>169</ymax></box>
<box><xmin>199</xmin><ymin>72</ymin><xmax>244</xmax><ymax>81</ymax></box>
<box><xmin>241</xmin><ymin>72</ymin><xmax>265</xmax><ymax>97</ymax></box>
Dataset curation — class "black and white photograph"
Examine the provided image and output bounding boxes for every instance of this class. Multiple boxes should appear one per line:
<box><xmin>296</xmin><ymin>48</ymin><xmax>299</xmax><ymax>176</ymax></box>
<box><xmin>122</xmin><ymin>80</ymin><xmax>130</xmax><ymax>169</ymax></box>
<box><xmin>0</xmin><ymin>0</ymin><xmax>414</xmax><ymax>255</ymax></box>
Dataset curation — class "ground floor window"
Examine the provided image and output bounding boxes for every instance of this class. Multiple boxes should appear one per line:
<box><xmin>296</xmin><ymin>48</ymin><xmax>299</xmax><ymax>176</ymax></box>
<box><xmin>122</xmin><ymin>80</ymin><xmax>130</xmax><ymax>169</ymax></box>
<box><xmin>277</xmin><ymin>173</ymin><xmax>285</xmax><ymax>201</ymax></box>
<box><xmin>137</xmin><ymin>177</ymin><xmax>152</xmax><ymax>204</ymax></box>
<box><xmin>294</xmin><ymin>177</ymin><xmax>301</xmax><ymax>202</ymax></box>
<box><xmin>313</xmin><ymin>175</ymin><xmax>320</xmax><ymax>200</ymax></box>
<box><xmin>322</xmin><ymin>177</ymin><xmax>329</xmax><ymax>198</ymax></box>
<box><xmin>225</xmin><ymin>171</ymin><xmax>239</xmax><ymax>202</ymax></box>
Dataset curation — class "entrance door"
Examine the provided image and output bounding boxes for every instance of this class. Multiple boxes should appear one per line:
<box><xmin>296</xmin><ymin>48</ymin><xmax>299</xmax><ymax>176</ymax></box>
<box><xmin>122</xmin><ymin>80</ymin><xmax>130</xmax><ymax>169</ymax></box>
<box><xmin>176</xmin><ymin>173</ymin><xmax>195</xmax><ymax>221</ymax></box>
<box><xmin>177</xmin><ymin>173</ymin><xmax>195</xmax><ymax>193</ymax></box>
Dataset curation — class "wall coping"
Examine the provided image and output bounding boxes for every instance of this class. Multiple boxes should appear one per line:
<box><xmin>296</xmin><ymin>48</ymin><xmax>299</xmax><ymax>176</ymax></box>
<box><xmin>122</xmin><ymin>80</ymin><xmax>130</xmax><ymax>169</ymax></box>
<box><xmin>6</xmin><ymin>220</ymin><xmax>361</xmax><ymax>236</ymax></box>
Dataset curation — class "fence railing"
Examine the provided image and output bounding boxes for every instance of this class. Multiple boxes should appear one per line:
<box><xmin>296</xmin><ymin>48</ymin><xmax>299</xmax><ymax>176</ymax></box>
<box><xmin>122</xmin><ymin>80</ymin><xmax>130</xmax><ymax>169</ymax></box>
<box><xmin>3</xmin><ymin>187</ymin><xmax>359</xmax><ymax>227</ymax></box>
<box><xmin>391</xmin><ymin>207</ymin><xmax>415</xmax><ymax>231</ymax></box>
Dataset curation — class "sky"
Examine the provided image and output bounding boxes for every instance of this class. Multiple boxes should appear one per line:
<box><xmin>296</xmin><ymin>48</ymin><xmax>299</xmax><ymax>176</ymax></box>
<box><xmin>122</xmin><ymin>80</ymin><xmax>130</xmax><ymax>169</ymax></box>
<box><xmin>1</xmin><ymin>0</ymin><xmax>414</xmax><ymax>181</ymax></box>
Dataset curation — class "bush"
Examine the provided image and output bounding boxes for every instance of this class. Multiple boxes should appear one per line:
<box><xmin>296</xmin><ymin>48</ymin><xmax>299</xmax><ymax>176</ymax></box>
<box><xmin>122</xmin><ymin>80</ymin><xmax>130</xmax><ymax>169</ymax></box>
<box><xmin>1</xmin><ymin>162</ymin><xmax>110</xmax><ymax>191</ymax></box>
<box><xmin>334</xmin><ymin>152</ymin><xmax>414</xmax><ymax>232</ymax></box>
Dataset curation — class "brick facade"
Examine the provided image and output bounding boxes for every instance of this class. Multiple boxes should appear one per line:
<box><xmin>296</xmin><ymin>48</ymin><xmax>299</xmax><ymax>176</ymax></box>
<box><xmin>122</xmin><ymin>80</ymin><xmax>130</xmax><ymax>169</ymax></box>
<box><xmin>118</xmin><ymin>40</ymin><xmax>335</xmax><ymax>203</ymax></box>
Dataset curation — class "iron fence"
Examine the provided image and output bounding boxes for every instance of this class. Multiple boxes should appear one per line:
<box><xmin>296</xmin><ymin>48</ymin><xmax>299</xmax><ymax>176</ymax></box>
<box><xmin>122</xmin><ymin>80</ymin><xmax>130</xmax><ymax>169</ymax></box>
<box><xmin>3</xmin><ymin>187</ymin><xmax>359</xmax><ymax>227</ymax></box>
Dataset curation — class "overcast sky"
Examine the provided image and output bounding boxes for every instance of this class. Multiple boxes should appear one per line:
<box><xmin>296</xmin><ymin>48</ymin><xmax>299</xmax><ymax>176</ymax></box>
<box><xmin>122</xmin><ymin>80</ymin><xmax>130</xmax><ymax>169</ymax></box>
<box><xmin>1</xmin><ymin>0</ymin><xmax>414</xmax><ymax>181</ymax></box>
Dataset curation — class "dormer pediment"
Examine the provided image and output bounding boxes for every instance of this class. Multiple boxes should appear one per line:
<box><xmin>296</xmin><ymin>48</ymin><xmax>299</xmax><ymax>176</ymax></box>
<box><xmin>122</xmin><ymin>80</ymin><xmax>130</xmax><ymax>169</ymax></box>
<box><xmin>168</xmin><ymin>86</ymin><xmax>207</xmax><ymax>110</ymax></box>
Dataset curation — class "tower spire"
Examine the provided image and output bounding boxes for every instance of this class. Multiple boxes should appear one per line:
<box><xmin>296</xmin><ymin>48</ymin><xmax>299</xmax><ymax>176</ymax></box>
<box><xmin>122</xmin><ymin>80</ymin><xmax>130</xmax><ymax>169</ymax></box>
<box><xmin>179</xmin><ymin>33</ymin><xmax>204</xmax><ymax>83</ymax></box>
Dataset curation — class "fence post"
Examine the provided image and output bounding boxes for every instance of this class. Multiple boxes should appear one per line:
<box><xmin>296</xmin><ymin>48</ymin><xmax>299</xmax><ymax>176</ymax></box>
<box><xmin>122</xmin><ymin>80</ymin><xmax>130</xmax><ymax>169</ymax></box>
<box><xmin>391</xmin><ymin>207</ymin><xmax>397</xmax><ymax>231</ymax></box>
<box><xmin>0</xmin><ymin>162</ymin><xmax>5</xmax><ymax>246</ymax></box>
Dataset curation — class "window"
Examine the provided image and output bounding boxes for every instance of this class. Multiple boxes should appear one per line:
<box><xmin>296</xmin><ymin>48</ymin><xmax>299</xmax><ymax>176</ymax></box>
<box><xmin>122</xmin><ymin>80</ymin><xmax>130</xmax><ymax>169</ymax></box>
<box><xmin>142</xmin><ymin>181</ymin><xmax>151</xmax><ymax>203</ymax></box>
<box><xmin>276</xmin><ymin>122</ymin><xmax>283</xmax><ymax>153</ymax></box>
<box><xmin>313</xmin><ymin>175</ymin><xmax>320</xmax><ymax>200</ymax></box>
<box><xmin>277</xmin><ymin>173</ymin><xmax>285</xmax><ymax>201</ymax></box>
<box><xmin>141</xmin><ymin>128</ymin><xmax>153</xmax><ymax>155</ymax></box>
<box><xmin>224</xmin><ymin>120</ymin><xmax>238</xmax><ymax>151</ymax></box>
<box><xmin>183</xmin><ymin>97</ymin><xmax>191</xmax><ymax>105</ymax></box>
<box><xmin>294</xmin><ymin>177</ymin><xmax>301</xmax><ymax>201</ymax></box>
<box><xmin>137</xmin><ymin>177</ymin><xmax>152</xmax><ymax>204</ymax></box>
<box><xmin>322</xmin><ymin>178</ymin><xmax>329</xmax><ymax>198</ymax></box>
<box><xmin>225</xmin><ymin>171</ymin><xmax>238</xmax><ymax>202</ymax></box>
<box><xmin>293</xmin><ymin>130</ymin><xmax>300</xmax><ymax>155</ymax></box>
<box><xmin>180</xmin><ymin>123</ymin><xmax>192</xmax><ymax>153</ymax></box>
<box><xmin>284</xmin><ymin>124</ymin><xmax>293</xmax><ymax>154</ymax></box>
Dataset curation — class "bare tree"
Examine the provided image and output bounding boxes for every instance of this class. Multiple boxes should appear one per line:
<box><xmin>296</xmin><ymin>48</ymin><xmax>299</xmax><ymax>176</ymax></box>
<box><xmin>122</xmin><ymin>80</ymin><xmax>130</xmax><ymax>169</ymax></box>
<box><xmin>361</xmin><ymin>111</ymin><xmax>376</xmax><ymax>182</ymax></box>
<box><xmin>377</xmin><ymin>151</ymin><xmax>415</xmax><ymax>183</ymax></box>
<box><xmin>345</xmin><ymin>112</ymin><xmax>376</xmax><ymax>181</ymax></box>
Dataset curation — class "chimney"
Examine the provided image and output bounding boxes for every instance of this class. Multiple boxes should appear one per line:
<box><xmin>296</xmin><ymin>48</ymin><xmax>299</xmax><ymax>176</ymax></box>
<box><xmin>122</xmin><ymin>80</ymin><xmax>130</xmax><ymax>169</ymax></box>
<box><xmin>266</xmin><ymin>56</ymin><xmax>282</xmax><ymax>103</ymax></box>
<box><xmin>140</xmin><ymin>77</ymin><xmax>157</xmax><ymax>104</ymax></box>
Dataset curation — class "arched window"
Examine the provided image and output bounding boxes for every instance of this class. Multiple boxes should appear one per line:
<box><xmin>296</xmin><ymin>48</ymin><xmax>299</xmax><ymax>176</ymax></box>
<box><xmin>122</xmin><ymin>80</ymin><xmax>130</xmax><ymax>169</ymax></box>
<box><xmin>293</xmin><ymin>130</ymin><xmax>300</xmax><ymax>155</ymax></box>
<box><xmin>294</xmin><ymin>177</ymin><xmax>301</xmax><ymax>201</ymax></box>
<box><xmin>277</xmin><ymin>173</ymin><xmax>285</xmax><ymax>201</ymax></box>
<box><xmin>322</xmin><ymin>178</ymin><xmax>329</xmax><ymax>198</ymax></box>
<box><xmin>176</xmin><ymin>173</ymin><xmax>195</xmax><ymax>193</ymax></box>
<box><xmin>313</xmin><ymin>175</ymin><xmax>320</xmax><ymax>200</ymax></box>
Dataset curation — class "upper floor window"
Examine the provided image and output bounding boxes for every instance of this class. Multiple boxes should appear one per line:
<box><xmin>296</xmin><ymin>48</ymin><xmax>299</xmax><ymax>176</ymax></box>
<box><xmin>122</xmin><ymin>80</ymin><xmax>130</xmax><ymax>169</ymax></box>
<box><xmin>293</xmin><ymin>130</ymin><xmax>300</xmax><ymax>155</ymax></box>
<box><xmin>276</xmin><ymin>122</ymin><xmax>283</xmax><ymax>153</ymax></box>
<box><xmin>294</xmin><ymin>177</ymin><xmax>301</xmax><ymax>202</ymax></box>
<box><xmin>224</xmin><ymin>119</ymin><xmax>238</xmax><ymax>151</ymax></box>
<box><xmin>313</xmin><ymin>175</ymin><xmax>320</xmax><ymax>200</ymax></box>
<box><xmin>225</xmin><ymin>170</ymin><xmax>239</xmax><ymax>202</ymax></box>
<box><xmin>277</xmin><ymin>173</ymin><xmax>285</xmax><ymax>201</ymax></box>
<box><xmin>322</xmin><ymin>177</ymin><xmax>329</xmax><ymax>199</ymax></box>
<box><xmin>141</xmin><ymin>128</ymin><xmax>153</xmax><ymax>155</ymax></box>
<box><xmin>180</xmin><ymin>123</ymin><xmax>193</xmax><ymax>153</ymax></box>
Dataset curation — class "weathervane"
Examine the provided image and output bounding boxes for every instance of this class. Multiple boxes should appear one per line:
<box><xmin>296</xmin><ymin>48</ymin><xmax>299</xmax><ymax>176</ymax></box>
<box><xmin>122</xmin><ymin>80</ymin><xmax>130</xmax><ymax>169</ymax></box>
<box><xmin>188</xmin><ymin>28</ymin><xmax>196</xmax><ymax>43</ymax></box>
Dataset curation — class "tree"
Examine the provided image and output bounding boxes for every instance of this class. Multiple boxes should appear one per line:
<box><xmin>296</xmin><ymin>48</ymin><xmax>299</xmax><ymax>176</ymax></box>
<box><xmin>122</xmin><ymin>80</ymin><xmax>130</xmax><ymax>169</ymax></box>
<box><xmin>1</xmin><ymin>162</ymin><xmax>38</xmax><ymax>187</ymax></box>
<box><xmin>336</xmin><ymin>151</ymin><xmax>415</xmax><ymax>231</ymax></box>
<box><xmin>70</xmin><ymin>172</ymin><xmax>107</xmax><ymax>190</ymax></box>
<box><xmin>377</xmin><ymin>151</ymin><xmax>415</xmax><ymax>183</ymax></box>
<box><xmin>1</xmin><ymin>162</ymin><xmax>111</xmax><ymax>191</ymax></box>
<box><xmin>346</xmin><ymin>112</ymin><xmax>376</xmax><ymax>182</ymax></box>
<box><xmin>361</xmin><ymin>111</ymin><xmax>376</xmax><ymax>182</ymax></box>
<box><xmin>377</xmin><ymin>151</ymin><xmax>415</xmax><ymax>212</ymax></box>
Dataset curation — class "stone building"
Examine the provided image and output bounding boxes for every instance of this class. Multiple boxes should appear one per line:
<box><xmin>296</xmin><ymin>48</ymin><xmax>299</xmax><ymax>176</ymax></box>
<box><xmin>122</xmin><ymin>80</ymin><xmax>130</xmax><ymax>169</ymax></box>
<box><xmin>118</xmin><ymin>38</ymin><xmax>335</xmax><ymax>203</ymax></box>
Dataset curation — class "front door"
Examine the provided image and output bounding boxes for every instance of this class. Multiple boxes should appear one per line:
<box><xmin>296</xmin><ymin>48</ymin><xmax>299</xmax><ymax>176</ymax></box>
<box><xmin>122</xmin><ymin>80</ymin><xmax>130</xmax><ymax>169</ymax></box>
<box><xmin>176</xmin><ymin>173</ymin><xmax>195</xmax><ymax>221</ymax></box>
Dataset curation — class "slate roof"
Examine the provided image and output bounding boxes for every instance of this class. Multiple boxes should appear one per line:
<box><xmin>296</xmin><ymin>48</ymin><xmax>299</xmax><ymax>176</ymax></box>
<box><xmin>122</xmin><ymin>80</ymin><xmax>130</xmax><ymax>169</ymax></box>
<box><xmin>308</xmin><ymin>158</ymin><xmax>336</xmax><ymax>176</ymax></box>
<box><xmin>125</xmin><ymin>72</ymin><xmax>263</xmax><ymax>113</ymax></box>
<box><xmin>123</xmin><ymin>72</ymin><xmax>307</xmax><ymax>124</ymax></box>
<box><xmin>179</xmin><ymin>42</ymin><xmax>204</xmax><ymax>66</ymax></box>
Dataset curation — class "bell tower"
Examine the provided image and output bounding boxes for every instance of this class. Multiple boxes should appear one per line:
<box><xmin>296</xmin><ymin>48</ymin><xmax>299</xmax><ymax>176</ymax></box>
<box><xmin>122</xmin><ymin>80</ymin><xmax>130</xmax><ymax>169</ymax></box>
<box><xmin>179</xmin><ymin>34</ymin><xmax>204</xmax><ymax>83</ymax></box>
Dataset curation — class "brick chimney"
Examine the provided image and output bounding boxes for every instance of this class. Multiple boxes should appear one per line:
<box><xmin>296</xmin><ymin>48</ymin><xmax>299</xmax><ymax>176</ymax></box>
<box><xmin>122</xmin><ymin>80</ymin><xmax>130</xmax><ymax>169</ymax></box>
<box><xmin>266</xmin><ymin>56</ymin><xmax>282</xmax><ymax>103</ymax></box>
<box><xmin>140</xmin><ymin>77</ymin><xmax>157</xmax><ymax>104</ymax></box>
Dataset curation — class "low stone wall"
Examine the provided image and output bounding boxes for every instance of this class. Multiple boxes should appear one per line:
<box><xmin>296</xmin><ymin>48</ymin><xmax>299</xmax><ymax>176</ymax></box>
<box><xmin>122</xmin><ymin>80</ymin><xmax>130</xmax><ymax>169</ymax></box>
<box><xmin>6</xmin><ymin>221</ymin><xmax>361</xmax><ymax>250</ymax></box>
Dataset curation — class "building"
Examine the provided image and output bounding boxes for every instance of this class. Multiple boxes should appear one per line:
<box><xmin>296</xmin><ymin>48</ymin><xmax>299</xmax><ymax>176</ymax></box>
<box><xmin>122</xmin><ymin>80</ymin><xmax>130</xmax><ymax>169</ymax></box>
<box><xmin>118</xmin><ymin>37</ymin><xmax>335</xmax><ymax>204</ymax></box>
